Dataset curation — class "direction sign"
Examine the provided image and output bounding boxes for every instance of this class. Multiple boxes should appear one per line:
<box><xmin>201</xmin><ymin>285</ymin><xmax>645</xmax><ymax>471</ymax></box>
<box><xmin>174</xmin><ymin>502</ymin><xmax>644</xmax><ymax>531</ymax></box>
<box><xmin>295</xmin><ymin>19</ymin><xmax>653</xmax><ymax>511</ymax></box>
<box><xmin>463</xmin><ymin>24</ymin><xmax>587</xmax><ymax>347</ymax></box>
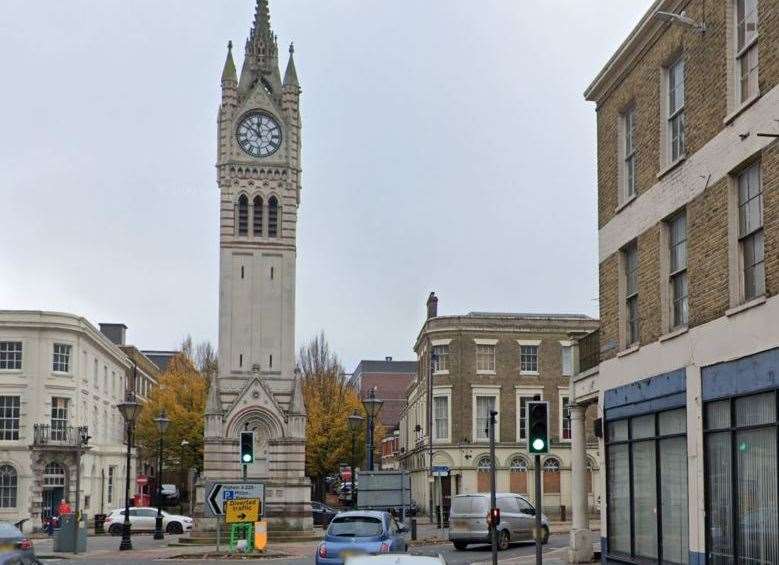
<box><xmin>205</xmin><ymin>481</ymin><xmax>265</xmax><ymax>517</ymax></box>
<box><xmin>225</xmin><ymin>498</ymin><xmax>261</xmax><ymax>524</ymax></box>
<box><xmin>432</xmin><ymin>465</ymin><xmax>450</xmax><ymax>477</ymax></box>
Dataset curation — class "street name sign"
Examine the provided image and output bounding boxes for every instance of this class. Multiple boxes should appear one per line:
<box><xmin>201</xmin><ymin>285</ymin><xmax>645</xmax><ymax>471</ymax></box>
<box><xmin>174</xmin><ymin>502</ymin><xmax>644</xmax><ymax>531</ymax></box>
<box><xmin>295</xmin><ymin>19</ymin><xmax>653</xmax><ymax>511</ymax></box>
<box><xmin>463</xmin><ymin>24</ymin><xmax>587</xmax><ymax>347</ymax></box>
<box><xmin>205</xmin><ymin>481</ymin><xmax>265</xmax><ymax>517</ymax></box>
<box><xmin>225</xmin><ymin>498</ymin><xmax>261</xmax><ymax>524</ymax></box>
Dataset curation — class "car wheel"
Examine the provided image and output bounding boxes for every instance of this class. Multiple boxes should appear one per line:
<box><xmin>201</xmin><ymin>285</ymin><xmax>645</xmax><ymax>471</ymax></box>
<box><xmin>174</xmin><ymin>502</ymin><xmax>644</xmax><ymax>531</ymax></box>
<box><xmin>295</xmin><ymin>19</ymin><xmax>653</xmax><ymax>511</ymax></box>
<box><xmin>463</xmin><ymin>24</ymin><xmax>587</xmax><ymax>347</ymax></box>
<box><xmin>542</xmin><ymin>526</ymin><xmax>550</xmax><ymax>545</ymax></box>
<box><xmin>453</xmin><ymin>541</ymin><xmax>468</xmax><ymax>551</ymax></box>
<box><xmin>166</xmin><ymin>522</ymin><xmax>184</xmax><ymax>534</ymax></box>
<box><xmin>497</xmin><ymin>529</ymin><xmax>510</xmax><ymax>551</ymax></box>
<box><xmin>108</xmin><ymin>524</ymin><xmax>122</xmax><ymax>536</ymax></box>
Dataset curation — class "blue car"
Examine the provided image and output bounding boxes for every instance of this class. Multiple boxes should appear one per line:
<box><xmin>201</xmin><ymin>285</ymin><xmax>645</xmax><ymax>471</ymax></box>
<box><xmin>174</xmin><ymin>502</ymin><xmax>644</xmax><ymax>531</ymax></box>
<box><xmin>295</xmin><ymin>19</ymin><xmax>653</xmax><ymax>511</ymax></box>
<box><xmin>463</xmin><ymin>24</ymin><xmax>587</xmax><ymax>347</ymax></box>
<box><xmin>315</xmin><ymin>511</ymin><xmax>409</xmax><ymax>565</ymax></box>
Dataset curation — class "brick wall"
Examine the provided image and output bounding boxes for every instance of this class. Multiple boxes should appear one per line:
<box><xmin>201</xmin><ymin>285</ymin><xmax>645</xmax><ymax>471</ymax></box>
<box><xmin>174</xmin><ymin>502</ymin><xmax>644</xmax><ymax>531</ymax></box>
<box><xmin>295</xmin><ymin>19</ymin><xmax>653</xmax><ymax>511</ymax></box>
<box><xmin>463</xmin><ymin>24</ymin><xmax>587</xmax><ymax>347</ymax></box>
<box><xmin>595</xmin><ymin>0</ymin><xmax>779</xmax><ymax>357</ymax></box>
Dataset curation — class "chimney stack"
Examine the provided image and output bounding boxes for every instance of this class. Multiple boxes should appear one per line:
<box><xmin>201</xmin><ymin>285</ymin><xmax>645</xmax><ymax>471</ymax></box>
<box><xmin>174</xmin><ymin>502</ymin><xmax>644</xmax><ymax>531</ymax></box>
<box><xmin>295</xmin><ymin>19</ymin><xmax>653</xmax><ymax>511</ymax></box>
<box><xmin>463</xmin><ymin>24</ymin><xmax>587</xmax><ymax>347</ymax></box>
<box><xmin>426</xmin><ymin>292</ymin><xmax>438</xmax><ymax>319</ymax></box>
<box><xmin>99</xmin><ymin>323</ymin><xmax>127</xmax><ymax>346</ymax></box>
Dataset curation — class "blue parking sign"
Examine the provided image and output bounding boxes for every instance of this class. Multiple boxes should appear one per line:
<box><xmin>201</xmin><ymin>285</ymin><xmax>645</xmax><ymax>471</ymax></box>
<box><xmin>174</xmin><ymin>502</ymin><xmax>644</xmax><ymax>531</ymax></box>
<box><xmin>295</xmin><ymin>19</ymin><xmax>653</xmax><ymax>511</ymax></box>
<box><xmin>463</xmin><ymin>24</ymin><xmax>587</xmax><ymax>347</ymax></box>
<box><xmin>223</xmin><ymin>490</ymin><xmax>235</xmax><ymax>501</ymax></box>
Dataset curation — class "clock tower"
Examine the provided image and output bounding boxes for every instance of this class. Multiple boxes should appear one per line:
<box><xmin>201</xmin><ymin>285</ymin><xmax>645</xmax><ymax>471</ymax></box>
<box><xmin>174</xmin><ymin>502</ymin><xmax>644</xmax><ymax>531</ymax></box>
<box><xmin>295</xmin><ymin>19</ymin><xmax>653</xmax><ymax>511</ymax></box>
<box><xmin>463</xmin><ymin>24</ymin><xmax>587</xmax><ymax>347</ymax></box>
<box><xmin>201</xmin><ymin>0</ymin><xmax>311</xmax><ymax>532</ymax></box>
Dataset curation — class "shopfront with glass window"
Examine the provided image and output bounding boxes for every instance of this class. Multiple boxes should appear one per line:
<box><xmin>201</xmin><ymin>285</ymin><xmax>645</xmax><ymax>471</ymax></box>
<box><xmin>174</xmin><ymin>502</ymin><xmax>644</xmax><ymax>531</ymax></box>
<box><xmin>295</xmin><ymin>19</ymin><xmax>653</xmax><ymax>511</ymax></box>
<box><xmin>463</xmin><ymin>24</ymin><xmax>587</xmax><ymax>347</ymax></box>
<box><xmin>603</xmin><ymin>369</ymin><xmax>689</xmax><ymax>564</ymax></box>
<box><xmin>702</xmin><ymin>347</ymin><xmax>779</xmax><ymax>565</ymax></box>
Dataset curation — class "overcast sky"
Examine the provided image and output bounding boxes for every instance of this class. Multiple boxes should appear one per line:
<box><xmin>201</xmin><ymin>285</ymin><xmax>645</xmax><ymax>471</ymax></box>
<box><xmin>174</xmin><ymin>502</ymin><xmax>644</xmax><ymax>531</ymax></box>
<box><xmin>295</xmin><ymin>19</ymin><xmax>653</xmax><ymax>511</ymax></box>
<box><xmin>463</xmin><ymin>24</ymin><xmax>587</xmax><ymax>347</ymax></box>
<box><xmin>1</xmin><ymin>1</ymin><xmax>648</xmax><ymax>371</ymax></box>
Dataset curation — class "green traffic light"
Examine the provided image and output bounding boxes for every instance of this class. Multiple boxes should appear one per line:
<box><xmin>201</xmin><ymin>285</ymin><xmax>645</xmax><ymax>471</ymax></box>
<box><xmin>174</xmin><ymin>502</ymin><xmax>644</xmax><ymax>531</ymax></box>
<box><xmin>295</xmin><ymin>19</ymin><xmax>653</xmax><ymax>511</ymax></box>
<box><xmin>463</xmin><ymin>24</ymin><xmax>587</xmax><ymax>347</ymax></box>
<box><xmin>532</xmin><ymin>438</ymin><xmax>545</xmax><ymax>451</ymax></box>
<box><xmin>242</xmin><ymin>453</ymin><xmax>252</xmax><ymax>463</ymax></box>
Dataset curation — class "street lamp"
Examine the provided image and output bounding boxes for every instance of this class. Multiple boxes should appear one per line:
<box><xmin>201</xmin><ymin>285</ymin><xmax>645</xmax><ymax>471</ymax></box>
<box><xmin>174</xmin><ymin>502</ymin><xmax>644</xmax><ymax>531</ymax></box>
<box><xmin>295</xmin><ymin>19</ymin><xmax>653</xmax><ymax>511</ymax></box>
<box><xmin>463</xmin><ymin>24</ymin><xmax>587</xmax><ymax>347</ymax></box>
<box><xmin>116</xmin><ymin>389</ymin><xmax>141</xmax><ymax>551</ymax></box>
<box><xmin>347</xmin><ymin>411</ymin><xmax>365</xmax><ymax>508</ymax></box>
<box><xmin>153</xmin><ymin>410</ymin><xmax>171</xmax><ymax>540</ymax></box>
<box><xmin>362</xmin><ymin>388</ymin><xmax>384</xmax><ymax>471</ymax></box>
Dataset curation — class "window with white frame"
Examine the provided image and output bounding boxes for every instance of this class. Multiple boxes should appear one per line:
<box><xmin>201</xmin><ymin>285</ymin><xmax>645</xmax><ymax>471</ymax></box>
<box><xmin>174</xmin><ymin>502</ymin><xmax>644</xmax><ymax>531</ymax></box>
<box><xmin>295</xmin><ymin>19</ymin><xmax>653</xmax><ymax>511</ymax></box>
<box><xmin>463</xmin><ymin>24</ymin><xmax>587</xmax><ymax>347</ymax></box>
<box><xmin>107</xmin><ymin>466</ymin><xmax>115</xmax><ymax>503</ymax></box>
<box><xmin>667</xmin><ymin>57</ymin><xmax>686</xmax><ymax>163</ymax></box>
<box><xmin>93</xmin><ymin>358</ymin><xmax>98</xmax><ymax>387</ymax></box>
<box><xmin>0</xmin><ymin>342</ymin><xmax>22</xmax><ymax>370</ymax></box>
<box><xmin>561</xmin><ymin>345</ymin><xmax>573</xmax><ymax>376</ymax></box>
<box><xmin>668</xmin><ymin>212</ymin><xmax>688</xmax><ymax>329</ymax></box>
<box><xmin>735</xmin><ymin>0</ymin><xmax>759</xmax><ymax>104</ymax></box>
<box><xmin>476</xmin><ymin>344</ymin><xmax>495</xmax><ymax>372</ymax></box>
<box><xmin>475</xmin><ymin>395</ymin><xmax>496</xmax><ymax>441</ymax></box>
<box><xmin>624</xmin><ymin>241</ymin><xmax>639</xmax><ymax>345</ymax></box>
<box><xmin>623</xmin><ymin>106</ymin><xmax>637</xmax><ymax>199</ymax></box>
<box><xmin>52</xmin><ymin>343</ymin><xmax>72</xmax><ymax>373</ymax></box>
<box><xmin>738</xmin><ymin>163</ymin><xmax>764</xmax><ymax>300</ymax></box>
<box><xmin>432</xmin><ymin>345</ymin><xmax>449</xmax><ymax>372</ymax></box>
<box><xmin>561</xmin><ymin>396</ymin><xmax>572</xmax><ymax>440</ymax></box>
<box><xmin>433</xmin><ymin>395</ymin><xmax>449</xmax><ymax>440</ymax></box>
<box><xmin>0</xmin><ymin>465</ymin><xmax>17</xmax><ymax>508</ymax></box>
<box><xmin>520</xmin><ymin>345</ymin><xmax>539</xmax><ymax>374</ymax></box>
<box><xmin>518</xmin><ymin>394</ymin><xmax>541</xmax><ymax>441</ymax></box>
<box><xmin>104</xmin><ymin>366</ymin><xmax>108</xmax><ymax>391</ymax></box>
<box><xmin>0</xmin><ymin>397</ymin><xmax>20</xmax><ymax>441</ymax></box>
<box><xmin>51</xmin><ymin>397</ymin><xmax>69</xmax><ymax>440</ymax></box>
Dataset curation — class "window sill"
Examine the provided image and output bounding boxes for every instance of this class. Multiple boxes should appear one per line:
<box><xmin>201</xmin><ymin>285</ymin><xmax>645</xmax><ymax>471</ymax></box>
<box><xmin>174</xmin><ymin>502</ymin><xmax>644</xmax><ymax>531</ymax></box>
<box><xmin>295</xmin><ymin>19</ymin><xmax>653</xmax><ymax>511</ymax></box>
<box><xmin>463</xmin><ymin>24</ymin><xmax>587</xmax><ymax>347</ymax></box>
<box><xmin>726</xmin><ymin>295</ymin><xmax>766</xmax><ymax>317</ymax></box>
<box><xmin>659</xmin><ymin>326</ymin><xmax>688</xmax><ymax>343</ymax></box>
<box><xmin>433</xmin><ymin>370</ymin><xmax>449</xmax><ymax>376</ymax></box>
<box><xmin>0</xmin><ymin>369</ymin><xmax>22</xmax><ymax>374</ymax></box>
<box><xmin>520</xmin><ymin>371</ymin><xmax>540</xmax><ymax>376</ymax></box>
<box><xmin>614</xmin><ymin>193</ymin><xmax>638</xmax><ymax>214</ymax></box>
<box><xmin>52</xmin><ymin>372</ymin><xmax>73</xmax><ymax>377</ymax></box>
<box><xmin>723</xmin><ymin>92</ymin><xmax>762</xmax><ymax>125</ymax></box>
<box><xmin>616</xmin><ymin>344</ymin><xmax>640</xmax><ymax>358</ymax></box>
<box><xmin>657</xmin><ymin>155</ymin><xmax>686</xmax><ymax>180</ymax></box>
<box><xmin>477</xmin><ymin>370</ymin><xmax>496</xmax><ymax>375</ymax></box>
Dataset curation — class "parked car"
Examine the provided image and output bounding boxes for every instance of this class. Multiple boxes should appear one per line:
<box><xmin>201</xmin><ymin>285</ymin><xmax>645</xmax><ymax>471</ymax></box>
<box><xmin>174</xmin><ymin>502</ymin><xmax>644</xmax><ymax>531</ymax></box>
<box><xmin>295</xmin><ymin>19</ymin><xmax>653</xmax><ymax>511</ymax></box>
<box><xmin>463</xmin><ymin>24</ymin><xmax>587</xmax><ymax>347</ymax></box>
<box><xmin>0</xmin><ymin>522</ymin><xmax>35</xmax><ymax>562</ymax></box>
<box><xmin>315</xmin><ymin>511</ymin><xmax>408</xmax><ymax>565</ymax></box>
<box><xmin>104</xmin><ymin>507</ymin><xmax>193</xmax><ymax>535</ymax></box>
<box><xmin>160</xmin><ymin>484</ymin><xmax>181</xmax><ymax>507</ymax></box>
<box><xmin>312</xmin><ymin>501</ymin><xmax>339</xmax><ymax>527</ymax></box>
<box><xmin>0</xmin><ymin>553</ymin><xmax>42</xmax><ymax>565</ymax></box>
<box><xmin>448</xmin><ymin>493</ymin><xmax>549</xmax><ymax>551</ymax></box>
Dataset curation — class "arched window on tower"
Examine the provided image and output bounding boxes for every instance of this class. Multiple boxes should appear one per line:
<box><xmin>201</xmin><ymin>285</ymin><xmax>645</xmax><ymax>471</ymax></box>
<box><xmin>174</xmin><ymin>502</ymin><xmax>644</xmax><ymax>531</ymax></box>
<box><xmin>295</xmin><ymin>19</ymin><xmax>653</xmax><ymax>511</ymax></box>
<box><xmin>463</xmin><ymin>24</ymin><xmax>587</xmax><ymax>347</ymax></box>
<box><xmin>253</xmin><ymin>196</ymin><xmax>263</xmax><ymax>236</ymax></box>
<box><xmin>237</xmin><ymin>195</ymin><xmax>249</xmax><ymax>236</ymax></box>
<box><xmin>268</xmin><ymin>196</ymin><xmax>279</xmax><ymax>238</ymax></box>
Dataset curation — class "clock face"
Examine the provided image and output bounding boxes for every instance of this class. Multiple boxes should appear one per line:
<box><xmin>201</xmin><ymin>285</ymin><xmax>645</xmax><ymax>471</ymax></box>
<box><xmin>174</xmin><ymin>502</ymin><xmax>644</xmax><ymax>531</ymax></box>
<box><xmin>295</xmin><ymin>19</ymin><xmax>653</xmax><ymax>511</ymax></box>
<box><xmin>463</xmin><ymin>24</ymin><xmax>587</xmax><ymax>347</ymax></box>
<box><xmin>236</xmin><ymin>112</ymin><xmax>282</xmax><ymax>158</ymax></box>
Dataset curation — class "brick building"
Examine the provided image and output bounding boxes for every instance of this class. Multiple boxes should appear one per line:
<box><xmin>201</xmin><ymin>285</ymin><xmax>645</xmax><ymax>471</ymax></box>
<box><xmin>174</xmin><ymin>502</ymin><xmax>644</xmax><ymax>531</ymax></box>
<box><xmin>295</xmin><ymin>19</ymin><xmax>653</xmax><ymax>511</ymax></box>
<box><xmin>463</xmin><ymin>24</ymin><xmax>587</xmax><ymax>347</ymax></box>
<box><xmin>399</xmin><ymin>293</ymin><xmax>599</xmax><ymax>519</ymax></box>
<box><xmin>572</xmin><ymin>0</ymin><xmax>779</xmax><ymax>562</ymax></box>
<box><xmin>349</xmin><ymin>358</ymin><xmax>417</xmax><ymax>432</ymax></box>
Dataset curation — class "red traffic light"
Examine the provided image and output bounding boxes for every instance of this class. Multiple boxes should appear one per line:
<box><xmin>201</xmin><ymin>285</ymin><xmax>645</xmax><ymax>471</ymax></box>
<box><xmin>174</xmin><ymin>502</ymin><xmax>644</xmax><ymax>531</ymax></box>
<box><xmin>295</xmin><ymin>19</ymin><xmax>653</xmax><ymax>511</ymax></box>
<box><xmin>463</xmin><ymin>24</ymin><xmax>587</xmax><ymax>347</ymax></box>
<box><xmin>486</xmin><ymin>507</ymin><xmax>501</xmax><ymax>527</ymax></box>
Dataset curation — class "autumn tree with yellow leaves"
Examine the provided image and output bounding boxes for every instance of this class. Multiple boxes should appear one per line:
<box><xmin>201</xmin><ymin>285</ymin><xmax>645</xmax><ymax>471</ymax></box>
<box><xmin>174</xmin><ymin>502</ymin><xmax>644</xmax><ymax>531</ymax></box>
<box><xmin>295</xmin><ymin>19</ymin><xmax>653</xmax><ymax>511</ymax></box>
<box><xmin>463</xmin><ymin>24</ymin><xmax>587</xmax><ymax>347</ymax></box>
<box><xmin>135</xmin><ymin>337</ymin><xmax>214</xmax><ymax>489</ymax></box>
<box><xmin>299</xmin><ymin>332</ymin><xmax>382</xmax><ymax>500</ymax></box>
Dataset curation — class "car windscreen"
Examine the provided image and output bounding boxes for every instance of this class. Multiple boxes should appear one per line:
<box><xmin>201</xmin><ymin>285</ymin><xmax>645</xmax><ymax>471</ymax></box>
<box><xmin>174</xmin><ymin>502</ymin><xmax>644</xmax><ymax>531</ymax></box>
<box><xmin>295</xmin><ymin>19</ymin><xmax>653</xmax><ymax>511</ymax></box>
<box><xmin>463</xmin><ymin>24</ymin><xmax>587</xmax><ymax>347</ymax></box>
<box><xmin>0</xmin><ymin>523</ymin><xmax>22</xmax><ymax>538</ymax></box>
<box><xmin>328</xmin><ymin>516</ymin><xmax>383</xmax><ymax>537</ymax></box>
<box><xmin>452</xmin><ymin>496</ymin><xmax>488</xmax><ymax>514</ymax></box>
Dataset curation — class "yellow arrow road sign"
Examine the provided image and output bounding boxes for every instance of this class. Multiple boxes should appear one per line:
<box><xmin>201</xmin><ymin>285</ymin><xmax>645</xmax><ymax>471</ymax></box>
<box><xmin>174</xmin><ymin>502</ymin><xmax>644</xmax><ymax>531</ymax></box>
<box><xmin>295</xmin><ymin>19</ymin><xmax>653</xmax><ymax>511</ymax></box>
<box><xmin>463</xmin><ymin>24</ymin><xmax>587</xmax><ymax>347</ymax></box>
<box><xmin>225</xmin><ymin>498</ymin><xmax>261</xmax><ymax>524</ymax></box>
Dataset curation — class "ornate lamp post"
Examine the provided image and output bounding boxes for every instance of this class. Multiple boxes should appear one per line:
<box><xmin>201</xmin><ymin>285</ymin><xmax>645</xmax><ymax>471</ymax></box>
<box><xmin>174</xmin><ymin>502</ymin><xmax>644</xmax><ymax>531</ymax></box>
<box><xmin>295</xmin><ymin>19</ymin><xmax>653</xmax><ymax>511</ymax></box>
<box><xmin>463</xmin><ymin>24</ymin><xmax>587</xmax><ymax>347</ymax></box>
<box><xmin>347</xmin><ymin>411</ymin><xmax>364</xmax><ymax>508</ymax></box>
<box><xmin>153</xmin><ymin>410</ymin><xmax>171</xmax><ymax>540</ymax></box>
<box><xmin>362</xmin><ymin>388</ymin><xmax>384</xmax><ymax>471</ymax></box>
<box><xmin>116</xmin><ymin>390</ymin><xmax>141</xmax><ymax>551</ymax></box>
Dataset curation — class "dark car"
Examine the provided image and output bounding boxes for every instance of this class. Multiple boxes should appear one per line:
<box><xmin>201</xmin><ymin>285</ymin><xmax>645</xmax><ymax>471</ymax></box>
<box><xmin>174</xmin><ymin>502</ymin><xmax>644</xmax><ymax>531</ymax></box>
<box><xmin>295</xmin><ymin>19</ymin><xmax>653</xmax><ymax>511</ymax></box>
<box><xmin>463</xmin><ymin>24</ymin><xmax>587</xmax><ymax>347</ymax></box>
<box><xmin>312</xmin><ymin>501</ymin><xmax>338</xmax><ymax>527</ymax></box>
<box><xmin>0</xmin><ymin>523</ymin><xmax>35</xmax><ymax>562</ymax></box>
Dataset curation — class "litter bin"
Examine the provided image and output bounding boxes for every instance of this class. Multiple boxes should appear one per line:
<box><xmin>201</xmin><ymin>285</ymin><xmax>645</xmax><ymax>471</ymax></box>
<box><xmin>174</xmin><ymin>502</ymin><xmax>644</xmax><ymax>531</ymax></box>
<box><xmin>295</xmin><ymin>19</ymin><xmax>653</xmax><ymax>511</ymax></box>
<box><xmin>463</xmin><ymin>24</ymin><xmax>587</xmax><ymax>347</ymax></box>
<box><xmin>94</xmin><ymin>513</ymin><xmax>107</xmax><ymax>534</ymax></box>
<box><xmin>53</xmin><ymin>513</ymin><xmax>87</xmax><ymax>553</ymax></box>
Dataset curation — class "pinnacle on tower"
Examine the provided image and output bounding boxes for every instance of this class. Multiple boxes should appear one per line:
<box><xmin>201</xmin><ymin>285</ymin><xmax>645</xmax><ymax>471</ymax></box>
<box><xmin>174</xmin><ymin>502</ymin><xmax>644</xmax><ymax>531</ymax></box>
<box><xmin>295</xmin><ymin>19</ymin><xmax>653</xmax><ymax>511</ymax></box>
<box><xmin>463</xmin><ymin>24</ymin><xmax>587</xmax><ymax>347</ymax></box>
<box><xmin>245</xmin><ymin>0</ymin><xmax>278</xmax><ymax>68</ymax></box>
<box><xmin>283</xmin><ymin>42</ymin><xmax>299</xmax><ymax>88</ymax></box>
<box><xmin>221</xmin><ymin>40</ymin><xmax>237</xmax><ymax>85</ymax></box>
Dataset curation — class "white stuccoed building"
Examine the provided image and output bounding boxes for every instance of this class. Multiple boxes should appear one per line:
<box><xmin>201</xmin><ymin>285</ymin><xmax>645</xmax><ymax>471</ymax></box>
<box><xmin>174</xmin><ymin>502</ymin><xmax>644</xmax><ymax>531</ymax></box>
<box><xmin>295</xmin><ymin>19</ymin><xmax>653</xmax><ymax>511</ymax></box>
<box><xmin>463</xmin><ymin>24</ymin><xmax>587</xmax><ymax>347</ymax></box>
<box><xmin>0</xmin><ymin>311</ymin><xmax>139</xmax><ymax>533</ymax></box>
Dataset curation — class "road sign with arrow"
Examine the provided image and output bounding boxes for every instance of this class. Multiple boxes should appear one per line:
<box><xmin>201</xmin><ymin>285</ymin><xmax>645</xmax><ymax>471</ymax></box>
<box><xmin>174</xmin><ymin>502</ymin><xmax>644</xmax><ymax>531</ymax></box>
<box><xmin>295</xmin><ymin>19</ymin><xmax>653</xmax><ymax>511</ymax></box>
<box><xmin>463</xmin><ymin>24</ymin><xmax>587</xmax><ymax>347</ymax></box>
<box><xmin>225</xmin><ymin>498</ymin><xmax>261</xmax><ymax>524</ymax></box>
<box><xmin>205</xmin><ymin>481</ymin><xmax>265</xmax><ymax>517</ymax></box>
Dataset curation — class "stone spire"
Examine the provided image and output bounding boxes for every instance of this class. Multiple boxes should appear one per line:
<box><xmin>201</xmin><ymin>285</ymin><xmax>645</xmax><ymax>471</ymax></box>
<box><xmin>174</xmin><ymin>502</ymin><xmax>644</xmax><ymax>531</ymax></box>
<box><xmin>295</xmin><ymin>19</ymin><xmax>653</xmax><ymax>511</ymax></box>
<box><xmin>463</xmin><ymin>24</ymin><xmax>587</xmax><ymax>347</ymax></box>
<box><xmin>283</xmin><ymin>43</ymin><xmax>299</xmax><ymax>89</ymax></box>
<box><xmin>221</xmin><ymin>41</ymin><xmax>237</xmax><ymax>85</ymax></box>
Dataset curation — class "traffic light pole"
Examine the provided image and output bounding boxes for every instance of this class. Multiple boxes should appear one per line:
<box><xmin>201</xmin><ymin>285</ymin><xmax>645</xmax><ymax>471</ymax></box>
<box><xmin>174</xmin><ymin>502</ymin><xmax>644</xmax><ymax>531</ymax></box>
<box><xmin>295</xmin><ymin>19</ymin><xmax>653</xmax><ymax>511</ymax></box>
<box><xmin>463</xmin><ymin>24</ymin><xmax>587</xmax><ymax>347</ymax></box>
<box><xmin>535</xmin><ymin>454</ymin><xmax>542</xmax><ymax>565</ymax></box>
<box><xmin>489</xmin><ymin>410</ymin><xmax>498</xmax><ymax>565</ymax></box>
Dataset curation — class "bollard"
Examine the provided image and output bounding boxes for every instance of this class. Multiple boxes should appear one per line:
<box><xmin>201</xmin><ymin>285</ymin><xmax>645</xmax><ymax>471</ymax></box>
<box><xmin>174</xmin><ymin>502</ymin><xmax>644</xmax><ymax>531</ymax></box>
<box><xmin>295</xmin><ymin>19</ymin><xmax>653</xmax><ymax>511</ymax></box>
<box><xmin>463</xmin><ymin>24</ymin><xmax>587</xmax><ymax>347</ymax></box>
<box><xmin>411</xmin><ymin>518</ymin><xmax>417</xmax><ymax>541</ymax></box>
<box><xmin>560</xmin><ymin>504</ymin><xmax>567</xmax><ymax>522</ymax></box>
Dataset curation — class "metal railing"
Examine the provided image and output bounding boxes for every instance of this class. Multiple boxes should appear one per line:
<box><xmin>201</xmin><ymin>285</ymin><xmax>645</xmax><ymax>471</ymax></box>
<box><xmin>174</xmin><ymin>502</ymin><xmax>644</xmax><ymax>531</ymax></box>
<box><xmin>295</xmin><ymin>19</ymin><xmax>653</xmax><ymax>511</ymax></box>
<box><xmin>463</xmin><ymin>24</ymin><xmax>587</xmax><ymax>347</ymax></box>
<box><xmin>33</xmin><ymin>424</ymin><xmax>88</xmax><ymax>447</ymax></box>
<box><xmin>578</xmin><ymin>330</ymin><xmax>600</xmax><ymax>374</ymax></box>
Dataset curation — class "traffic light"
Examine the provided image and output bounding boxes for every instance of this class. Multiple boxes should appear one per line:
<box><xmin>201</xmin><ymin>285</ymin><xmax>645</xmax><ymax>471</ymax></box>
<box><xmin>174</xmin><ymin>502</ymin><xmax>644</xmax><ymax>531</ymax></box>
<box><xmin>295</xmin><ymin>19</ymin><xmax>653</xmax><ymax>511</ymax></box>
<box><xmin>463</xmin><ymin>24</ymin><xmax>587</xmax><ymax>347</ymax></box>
<box><xmin>527</xmin><ymin>401</ymin><xmax>549</xmax><ymax>454</ymax></box>
<box><xmin>486</xmin><ymin>507</ymin><xmax>501</xmax><ymax>528</ymax></box>
<box><xmin>240</xmin><ymin>431</ymin><xmax>254</xmax><ymax>464</ymax></box>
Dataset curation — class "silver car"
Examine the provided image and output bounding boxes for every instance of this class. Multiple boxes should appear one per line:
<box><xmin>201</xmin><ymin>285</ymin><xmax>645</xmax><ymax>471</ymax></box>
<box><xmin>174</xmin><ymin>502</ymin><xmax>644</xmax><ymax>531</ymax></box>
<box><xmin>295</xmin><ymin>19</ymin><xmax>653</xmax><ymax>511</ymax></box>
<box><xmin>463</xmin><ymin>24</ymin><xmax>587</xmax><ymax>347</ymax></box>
<box><xmin>448</xmin><ymin>493</ymin><xmax>549</xmax><ymax>551</ymax></box>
